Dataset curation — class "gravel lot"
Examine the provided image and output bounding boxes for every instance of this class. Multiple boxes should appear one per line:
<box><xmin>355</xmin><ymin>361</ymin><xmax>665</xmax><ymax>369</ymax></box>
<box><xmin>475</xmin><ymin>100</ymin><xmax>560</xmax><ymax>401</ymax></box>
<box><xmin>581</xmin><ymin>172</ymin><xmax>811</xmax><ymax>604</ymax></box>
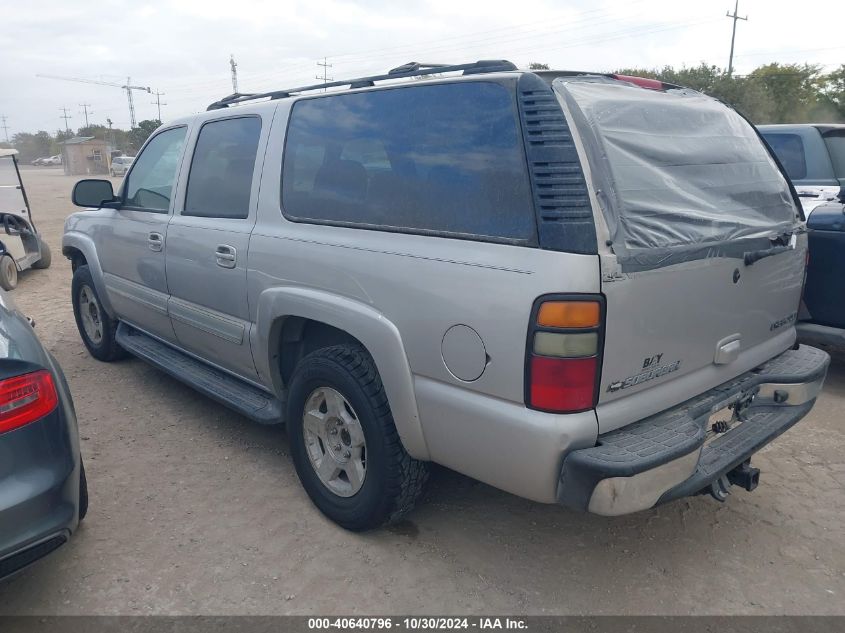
<box><xmin>0</xmin><ymin>167</ymin><xmax>843</xmax><ymax>615</ymax></box>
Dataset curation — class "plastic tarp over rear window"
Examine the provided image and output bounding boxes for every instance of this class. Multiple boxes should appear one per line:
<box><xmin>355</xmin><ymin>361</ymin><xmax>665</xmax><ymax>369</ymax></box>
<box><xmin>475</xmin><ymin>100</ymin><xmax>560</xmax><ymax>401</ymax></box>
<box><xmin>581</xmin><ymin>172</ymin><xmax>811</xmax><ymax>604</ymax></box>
<box><xmin>555</xmin><ymin>79</ymin><xmax>799</xmax><ymax>271</ymax></box>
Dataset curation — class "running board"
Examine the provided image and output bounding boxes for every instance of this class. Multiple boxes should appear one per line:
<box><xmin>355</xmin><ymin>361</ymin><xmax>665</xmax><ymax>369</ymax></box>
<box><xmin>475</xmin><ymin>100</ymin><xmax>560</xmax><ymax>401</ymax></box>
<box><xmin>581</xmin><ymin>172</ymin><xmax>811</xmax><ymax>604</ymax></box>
<box><xmin>116</xmin><ymin>322</ymin><xmax>284</xmax><ymax>425</ymax></box>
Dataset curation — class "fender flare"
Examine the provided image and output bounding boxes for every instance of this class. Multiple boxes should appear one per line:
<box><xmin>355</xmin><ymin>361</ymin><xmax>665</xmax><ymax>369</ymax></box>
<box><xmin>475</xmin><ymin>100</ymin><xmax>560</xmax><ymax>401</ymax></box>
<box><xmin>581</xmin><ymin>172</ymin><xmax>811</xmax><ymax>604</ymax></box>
<box><xmin>61</xmin><ymin>231</ymin><xmax>115</xmax><ymax>316</ymax></box>
<box><xmin>253</xmin><ymin>286</ymin><xmax>430</xmax><ymax>461</ymax></box>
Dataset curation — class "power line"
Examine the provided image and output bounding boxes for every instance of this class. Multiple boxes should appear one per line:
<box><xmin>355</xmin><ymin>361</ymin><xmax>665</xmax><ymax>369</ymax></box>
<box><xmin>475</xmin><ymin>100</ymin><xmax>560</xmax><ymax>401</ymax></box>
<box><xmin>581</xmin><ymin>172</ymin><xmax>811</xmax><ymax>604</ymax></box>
<box><xmin>0</xmin><ymin>116</ymin><xmax>9</xmax><ymax>143</ymax></box>
<box><xmin>230</xmin><ymin>54</ymin><xmax>239</xmax><ymax>93</ymax></box>
<box><xmin>59</xmin><ymin>107</ymin><xmax>72</xmax><ymax>134</ymax></box>
<box><xmin>726</xmin><ymin>0</ymin><xmax>748</xmax><ymax>77</ymax></box>
<box><xmin>151</xmin><ymin>90</ymin><xmax>166</xmax><ymax>121</ymax></box>
<box><xmin>79</xmin><ymin>103</ymin><xmax>92</xmax><ymax>128</ymax></box>
<box><xmin>316</xmin><ymin>57</ymin><xmax>333</xmax><ymax>91</ymax></box>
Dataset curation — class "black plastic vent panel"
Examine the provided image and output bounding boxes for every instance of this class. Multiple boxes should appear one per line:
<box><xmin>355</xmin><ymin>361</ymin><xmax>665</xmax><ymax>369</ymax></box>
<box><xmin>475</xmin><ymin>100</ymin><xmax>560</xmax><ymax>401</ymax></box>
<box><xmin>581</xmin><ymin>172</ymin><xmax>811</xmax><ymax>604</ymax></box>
<box><xmin>0</xmin><ymin>534</ymin><xmax>67</xmax><ymax>579</ymax></box>
<box><xmin>517</xmin><ymin>73</ymin><xmax>597</xmax><ymax>254</ymax></box>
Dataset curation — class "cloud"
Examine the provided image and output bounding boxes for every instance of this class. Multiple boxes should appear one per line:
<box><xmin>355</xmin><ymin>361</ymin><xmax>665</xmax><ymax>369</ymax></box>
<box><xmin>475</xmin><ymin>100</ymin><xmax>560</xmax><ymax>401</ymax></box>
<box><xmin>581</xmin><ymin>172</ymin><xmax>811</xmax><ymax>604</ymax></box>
<box><xmin>1</xmin><ymin>0</ymin><xmax>842</xmax><ymax>134</ymax></box>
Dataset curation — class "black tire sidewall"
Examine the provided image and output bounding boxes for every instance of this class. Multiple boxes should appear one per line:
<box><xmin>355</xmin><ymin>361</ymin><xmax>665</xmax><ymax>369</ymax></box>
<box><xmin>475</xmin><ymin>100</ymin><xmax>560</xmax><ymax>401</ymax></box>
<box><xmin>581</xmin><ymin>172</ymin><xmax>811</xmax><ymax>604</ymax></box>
<box><xmin>78</xmin><ymin>459</ymin><xmax>89</xmax><ymax>522</ymax></box>
<box><xmin>288</xmin><ymin>351</ymin><xmax>395</xmax><ymax>530</ymax></box>
<box><xmin>71</xmin><ymin>266</ymin><xmax>120</xmax><ymax>361</ymax></box>
<box><xmin>0</xmin><ymin>255</ymin><xmax>17</xmax><ymax>291</ymax></box>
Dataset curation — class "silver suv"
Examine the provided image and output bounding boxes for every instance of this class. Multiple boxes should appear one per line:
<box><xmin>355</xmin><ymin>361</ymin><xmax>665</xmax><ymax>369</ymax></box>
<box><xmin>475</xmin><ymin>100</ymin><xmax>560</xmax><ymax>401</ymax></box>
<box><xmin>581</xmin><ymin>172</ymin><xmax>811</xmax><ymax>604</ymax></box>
<box><xmin>63</xmin><ymin>61</ymin><xmax>829</xmax><ymax>530</ymax></box>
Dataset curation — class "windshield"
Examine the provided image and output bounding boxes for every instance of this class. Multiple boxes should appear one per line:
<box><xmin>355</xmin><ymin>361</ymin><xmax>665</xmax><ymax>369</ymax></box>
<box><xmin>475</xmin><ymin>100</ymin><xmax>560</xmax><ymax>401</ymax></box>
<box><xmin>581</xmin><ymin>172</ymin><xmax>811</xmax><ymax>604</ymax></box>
<box><xmin>556</xmin><ymin>78</ymin><xmax>799</xmax><ymax>271</ymax></box>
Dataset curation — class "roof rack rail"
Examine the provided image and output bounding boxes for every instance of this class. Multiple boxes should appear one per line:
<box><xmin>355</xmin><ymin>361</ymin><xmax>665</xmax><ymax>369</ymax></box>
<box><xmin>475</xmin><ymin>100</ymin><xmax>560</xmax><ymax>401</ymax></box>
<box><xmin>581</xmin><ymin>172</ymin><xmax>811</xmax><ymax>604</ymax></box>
<box><xmin>207</xmin><ymin>59</ymin><xmax>517</xmax><ymax>110</ymax></box>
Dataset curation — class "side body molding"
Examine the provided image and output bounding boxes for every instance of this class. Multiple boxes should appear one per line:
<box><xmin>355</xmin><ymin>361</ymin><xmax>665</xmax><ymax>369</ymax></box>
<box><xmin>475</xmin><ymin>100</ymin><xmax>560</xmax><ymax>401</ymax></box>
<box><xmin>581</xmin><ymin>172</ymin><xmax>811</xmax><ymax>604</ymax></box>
<box><xmin>61</xmin><ymin>231</ymin><xmax>115</xmax><ymax>317</ymax></box>
<box><xmin>252</xmin><ymin>286</ymin><xmax>430</xmax><ymax>461</ymax></box>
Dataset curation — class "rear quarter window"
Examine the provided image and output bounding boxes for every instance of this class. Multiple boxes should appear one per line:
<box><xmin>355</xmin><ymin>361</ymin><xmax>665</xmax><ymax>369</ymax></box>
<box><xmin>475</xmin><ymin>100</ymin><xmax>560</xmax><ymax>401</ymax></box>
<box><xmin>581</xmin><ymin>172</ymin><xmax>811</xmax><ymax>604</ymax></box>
<box><xmin>761</xmin><ymin>133</ymin><xmax>808</xmax><ymax>180</ymax></box>
<box><xmin>280</xmin><ymin>81</ymin><xmax>536</xmax><ymax>243</ymax></box>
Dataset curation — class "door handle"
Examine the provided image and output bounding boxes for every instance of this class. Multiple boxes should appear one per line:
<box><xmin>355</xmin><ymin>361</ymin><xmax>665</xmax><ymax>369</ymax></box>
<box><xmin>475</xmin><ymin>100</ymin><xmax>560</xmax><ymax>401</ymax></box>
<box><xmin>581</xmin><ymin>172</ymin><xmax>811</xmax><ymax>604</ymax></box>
<box><xmin>215</xmin><ymin>244</ymin><xmax>237</xmax><ymax>269</ymax></box>
<box><xmin>148</xmin><ymin>232</ymin><xmax>163</xmax><ymax>252</ymax></box>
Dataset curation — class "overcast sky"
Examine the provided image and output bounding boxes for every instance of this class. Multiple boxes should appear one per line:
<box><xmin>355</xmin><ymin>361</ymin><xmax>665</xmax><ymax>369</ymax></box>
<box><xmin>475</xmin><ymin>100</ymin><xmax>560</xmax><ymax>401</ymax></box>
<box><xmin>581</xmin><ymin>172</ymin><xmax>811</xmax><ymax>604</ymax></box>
<box><xmin>1</xmin><ymin>0</ymin><xmax>843</xmax><ymax>136</ymax></box>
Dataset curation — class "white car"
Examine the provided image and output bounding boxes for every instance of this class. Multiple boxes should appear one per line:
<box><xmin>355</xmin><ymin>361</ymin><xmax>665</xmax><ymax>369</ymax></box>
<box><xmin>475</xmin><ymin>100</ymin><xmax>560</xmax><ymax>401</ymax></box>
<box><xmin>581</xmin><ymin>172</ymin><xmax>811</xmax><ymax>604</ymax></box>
<box><xmin>110</xmin><ymin>156</ymin><xmax>134</xmax><ymax>177</ymax></box>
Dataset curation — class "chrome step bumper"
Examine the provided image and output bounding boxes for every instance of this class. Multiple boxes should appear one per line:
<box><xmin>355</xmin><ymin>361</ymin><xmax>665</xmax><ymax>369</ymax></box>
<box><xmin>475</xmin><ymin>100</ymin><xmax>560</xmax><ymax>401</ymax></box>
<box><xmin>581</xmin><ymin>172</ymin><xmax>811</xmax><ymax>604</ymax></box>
<box><xmin>557</xmin><ymin>345</ymin><xmax>830</xmax><ymax>515</ymax></box>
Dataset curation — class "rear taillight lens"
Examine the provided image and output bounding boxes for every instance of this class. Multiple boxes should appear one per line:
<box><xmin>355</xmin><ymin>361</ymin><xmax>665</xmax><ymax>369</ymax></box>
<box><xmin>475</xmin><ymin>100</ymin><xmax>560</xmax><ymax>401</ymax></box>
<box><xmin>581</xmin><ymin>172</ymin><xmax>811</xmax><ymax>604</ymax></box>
<box><xmin>0</xmin><ymin>370</ymin><xmax>59</xmax><ymax>434</ymax></box>
<box><xmin>526</xmin><ymin>297</ymin><xmax>604</xmax><ymax>413</ymax></box>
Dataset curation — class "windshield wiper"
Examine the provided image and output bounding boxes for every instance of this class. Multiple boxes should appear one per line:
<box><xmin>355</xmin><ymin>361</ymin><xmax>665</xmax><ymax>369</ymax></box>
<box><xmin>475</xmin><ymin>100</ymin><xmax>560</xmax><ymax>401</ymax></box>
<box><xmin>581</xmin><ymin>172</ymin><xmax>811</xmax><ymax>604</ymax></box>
<box><xmin>743</xmin><ymin>230</ymin><xmax>798</xmax><ymax>266</ymax></box>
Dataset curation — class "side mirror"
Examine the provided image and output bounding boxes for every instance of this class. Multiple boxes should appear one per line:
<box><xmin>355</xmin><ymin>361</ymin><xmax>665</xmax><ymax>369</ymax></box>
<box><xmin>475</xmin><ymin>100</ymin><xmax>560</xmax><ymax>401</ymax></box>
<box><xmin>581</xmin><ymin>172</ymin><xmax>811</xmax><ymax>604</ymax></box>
<box><xmin>72</xmin><ymin>179</ymin><xmax>118</xmax><ymax>209</ymax></box>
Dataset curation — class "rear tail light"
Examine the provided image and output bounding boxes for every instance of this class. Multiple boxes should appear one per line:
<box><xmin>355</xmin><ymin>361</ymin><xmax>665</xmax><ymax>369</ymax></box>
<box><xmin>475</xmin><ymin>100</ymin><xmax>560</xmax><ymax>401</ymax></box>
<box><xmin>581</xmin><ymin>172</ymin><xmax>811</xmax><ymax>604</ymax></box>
<box><xmin>526</xmin><ymin>296</ymin><xmax>604</xmax><ymax>413</ymax></box>
<box><xmin>0</xmin><ymin>370</ymin><xmax>59</xmax><ymax>435</ymax></box>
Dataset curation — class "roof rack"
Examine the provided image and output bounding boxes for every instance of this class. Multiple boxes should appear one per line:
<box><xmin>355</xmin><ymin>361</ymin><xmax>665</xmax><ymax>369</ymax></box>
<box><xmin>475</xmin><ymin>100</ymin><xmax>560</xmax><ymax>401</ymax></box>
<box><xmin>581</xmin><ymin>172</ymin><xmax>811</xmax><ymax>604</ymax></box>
<box><xmin>207</xmin><ymin>60</ymin><xmax>518</xmax><ymax>110</ymax></box>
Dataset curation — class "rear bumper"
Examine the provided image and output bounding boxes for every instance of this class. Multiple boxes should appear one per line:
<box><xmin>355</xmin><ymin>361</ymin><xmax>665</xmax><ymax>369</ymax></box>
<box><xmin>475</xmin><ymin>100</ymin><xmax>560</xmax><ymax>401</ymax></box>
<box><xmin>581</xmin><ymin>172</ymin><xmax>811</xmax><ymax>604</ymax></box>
<box><xmin>0</xmin><ymin>388</ymin><xmax>80</xmax><ymax>581</ymax></box>
<box><xmin>557</xmin><ymin>345</ymin><xmax>829</xmax><ymax>515</ymax></box>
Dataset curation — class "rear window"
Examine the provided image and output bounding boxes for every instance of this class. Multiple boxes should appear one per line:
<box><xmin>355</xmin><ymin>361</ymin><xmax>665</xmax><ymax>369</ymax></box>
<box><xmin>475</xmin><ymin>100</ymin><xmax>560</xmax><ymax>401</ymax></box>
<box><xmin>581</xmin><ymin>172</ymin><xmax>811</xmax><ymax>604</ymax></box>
<box><xmin>281</xmin><ymin>81</ymin><xmax>535</xmax><ymax>242</ymax></box>
<box><xmin>823</xmin><ymin>130</ymin><xmax>845</xmax><ymax>179</ymax></box>
<box><xmin>557</xmin><ymin>79</ymin><xmax>797</xmax><ymax>269</ymax></box>
<box><xmin>761</xmin><ymin>133</ymin><xmax>808</xmax><ymax>180</ymax></box>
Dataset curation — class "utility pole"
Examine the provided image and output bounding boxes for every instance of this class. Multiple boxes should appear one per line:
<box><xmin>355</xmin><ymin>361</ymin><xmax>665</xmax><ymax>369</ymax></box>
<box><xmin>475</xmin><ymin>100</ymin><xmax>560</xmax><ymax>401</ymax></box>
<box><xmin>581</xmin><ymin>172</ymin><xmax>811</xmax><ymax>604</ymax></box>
<box><xmin>37</xmin><ymin>74</ymin><xmax>150</xmax><ymax>128</ymax></box>
<box><xmin>230</xmin><ymin>54</ymin><xmax>239</xmax><ymax>93</ymax></box>
<box><xmin>726</xmin><ymin>0</ymin><xmax>748</xmax><ymax>77</ymax></box>
<box><xmin>0</xmin><ymin>116</ymin><xmax>9</xmax><ymax>143</ymax></box>
<box><xmin>151</xmin><ymin>90</ymin><xmax>166</xmax><ymax>121</ymax></box>
<box><xmin>316</xmin><ymin>57</ymin><xmax>333</xmax><ymax>91</ymax></box>
<box><xmin>79</xmin><ymin>103</ymin><xmax>92</xmax><ymax>128</ymax></box>
<box><xmin>59</xmin><ymin>107</ymin><xmax>73</xmax><ymax>135</ymax></box>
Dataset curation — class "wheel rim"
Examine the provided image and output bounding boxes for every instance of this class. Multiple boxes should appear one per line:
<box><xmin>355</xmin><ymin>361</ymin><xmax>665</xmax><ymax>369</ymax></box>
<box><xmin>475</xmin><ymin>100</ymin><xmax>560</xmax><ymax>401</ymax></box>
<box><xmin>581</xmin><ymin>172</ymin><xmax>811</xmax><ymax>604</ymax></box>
<box><xmin>2</xmin><ymin>258</ymin><xmax>16</xmax><ymax>288</ymax></box>
<box><xmin>302</xmin><ymin>387</ymin><xmax>367</xmax><ymax>497</ymax></box>
<box><xmin>78</xmin><ymin>285</ymin><xmax>104</xmax><ymax>344</ymax></box>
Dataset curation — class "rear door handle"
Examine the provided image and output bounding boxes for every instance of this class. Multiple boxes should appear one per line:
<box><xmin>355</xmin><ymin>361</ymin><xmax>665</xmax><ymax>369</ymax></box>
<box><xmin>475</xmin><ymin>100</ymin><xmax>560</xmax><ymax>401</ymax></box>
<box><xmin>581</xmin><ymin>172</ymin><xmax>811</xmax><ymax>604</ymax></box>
<box><xmin>215</xmin><ymin>244</ymin><xmax>237</xmax><ymax>269</ymax></box>
<box><xmin>148</xmin><ymin>232</ymin><xmax>163</xmax><ymax>252</ymax></box>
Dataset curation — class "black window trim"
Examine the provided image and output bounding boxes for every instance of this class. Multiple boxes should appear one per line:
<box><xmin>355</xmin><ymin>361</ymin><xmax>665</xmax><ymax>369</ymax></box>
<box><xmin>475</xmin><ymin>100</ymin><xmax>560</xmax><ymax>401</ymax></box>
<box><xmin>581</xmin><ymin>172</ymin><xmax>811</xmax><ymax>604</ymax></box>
<box><xmin>278</xmin><ymin>77</ymin><xmax>539</xmax><ymax>248</ymax></box>
<box><xmin>180</xmin><ymin>113</ymin><xmax>263</xmax><ymax>220</ymax></box>
<box><xmin>120</xmin><ymin>124</ymin><xmax>188</xmax><ymax>215</ymax></box>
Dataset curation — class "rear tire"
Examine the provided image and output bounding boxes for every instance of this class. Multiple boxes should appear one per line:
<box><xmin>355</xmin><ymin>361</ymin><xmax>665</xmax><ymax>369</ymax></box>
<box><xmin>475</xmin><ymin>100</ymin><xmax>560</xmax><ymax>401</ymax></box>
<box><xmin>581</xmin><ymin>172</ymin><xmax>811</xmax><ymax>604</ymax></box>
<box><xmin>71</xmin><ymin>265</ymin><xmax>127</xmax><ymax>361</ymax></box>
<box><xmin>0</xmin><ymin>255</ymin><xmax>17</xmax><ymax>291</ymax></box>
<box><xmin>287</xmin><ymin>344</ymin><xmax>428</xmax><ymax>531</ymax></box>
<box><xmin>32</xmin><ymin>239</ymin><xmax>51</xmax><ymax>269</ymax></box>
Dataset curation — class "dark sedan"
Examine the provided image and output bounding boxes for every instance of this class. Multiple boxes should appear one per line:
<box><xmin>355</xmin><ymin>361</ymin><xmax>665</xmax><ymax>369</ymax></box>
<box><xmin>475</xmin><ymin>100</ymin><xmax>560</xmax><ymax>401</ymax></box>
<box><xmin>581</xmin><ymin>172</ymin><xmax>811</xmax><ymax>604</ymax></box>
<box><xmin>0</xmin><ymin>289</ymin><xmax>86</xmax><ymax>580</ymax></box>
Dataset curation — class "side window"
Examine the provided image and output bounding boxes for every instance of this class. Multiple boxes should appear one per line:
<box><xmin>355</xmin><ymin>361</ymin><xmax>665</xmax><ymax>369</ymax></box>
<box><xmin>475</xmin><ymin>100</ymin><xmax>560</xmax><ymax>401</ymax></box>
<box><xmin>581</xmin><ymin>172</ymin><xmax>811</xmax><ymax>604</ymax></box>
<box><xmin>281</xmin><ymin>82</ymin><xmax>535</xmax><ymax>242</ymax></box>
<box><xmin>184</xmin><ymin>117</ymin><xmax>262</xmax><ymax>219</ymax></box>
<box><xmin>762</xmin><ymin>133</ymin><xmax>808</xmax><ymax>181</ymax></box>
<box><xmin>124</xmin><ymin>127</ymin><xmax>187</xmax><ymax>212</ymax></box>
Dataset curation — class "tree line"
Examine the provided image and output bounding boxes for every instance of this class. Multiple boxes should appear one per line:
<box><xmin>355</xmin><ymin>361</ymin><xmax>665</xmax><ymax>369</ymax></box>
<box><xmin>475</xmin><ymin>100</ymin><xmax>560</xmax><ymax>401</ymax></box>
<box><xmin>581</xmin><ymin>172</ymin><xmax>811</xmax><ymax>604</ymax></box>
<box><xmin>532</xmin><ymin>61</ymin><xmax>845</xmax><ymax>123</ymax></box>
<box><xmin>1</xmin><ymin>119</ymin><xmax>161</xmax><ymax>163</ymax></box>
<box><xmin>4</xmin><ymin>61</ymin><xmax>844</xmax><ymax>162</ymax></box>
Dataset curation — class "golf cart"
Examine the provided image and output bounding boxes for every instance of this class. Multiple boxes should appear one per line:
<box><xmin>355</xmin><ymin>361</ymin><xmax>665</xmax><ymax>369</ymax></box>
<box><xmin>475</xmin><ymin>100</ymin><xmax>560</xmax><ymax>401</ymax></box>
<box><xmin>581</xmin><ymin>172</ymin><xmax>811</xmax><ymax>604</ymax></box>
<box><xmin>0</xmin><ymin>149</ymin><xmax>51</xmax><ymax>290</ymax></box>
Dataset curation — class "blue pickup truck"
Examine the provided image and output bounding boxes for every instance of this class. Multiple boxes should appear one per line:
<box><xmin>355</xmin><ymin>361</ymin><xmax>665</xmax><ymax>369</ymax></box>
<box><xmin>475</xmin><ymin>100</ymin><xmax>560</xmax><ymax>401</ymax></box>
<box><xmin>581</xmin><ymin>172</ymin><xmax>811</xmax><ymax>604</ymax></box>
<box><xmin>759</xmin><ymin>124</ymin><xmax>845</xmax><ymax>348</ymax></box>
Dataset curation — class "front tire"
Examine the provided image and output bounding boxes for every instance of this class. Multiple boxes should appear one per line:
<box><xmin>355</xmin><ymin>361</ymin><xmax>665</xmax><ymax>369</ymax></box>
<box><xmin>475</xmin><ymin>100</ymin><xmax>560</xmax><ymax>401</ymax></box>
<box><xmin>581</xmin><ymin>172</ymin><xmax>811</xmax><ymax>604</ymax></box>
<box><xmin>287</xmin><ymin>345</ymin><xmax>428</xmax><ymax>531</ymax></box>
<box><xmin>71</xmin><ymin>265</ymin><xmax>126</xmax><ymax>361</ymax></box>
<box><xmin>0</xmin><ymin>255</ymin><xmax>17</xmax><ymax>291</ymax></box>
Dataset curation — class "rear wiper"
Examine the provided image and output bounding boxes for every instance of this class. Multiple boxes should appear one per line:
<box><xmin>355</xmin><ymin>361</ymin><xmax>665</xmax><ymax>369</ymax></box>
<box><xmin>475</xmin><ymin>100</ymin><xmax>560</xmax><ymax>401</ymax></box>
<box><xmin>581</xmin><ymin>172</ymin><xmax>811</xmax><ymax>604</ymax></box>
<box><xmin>743</xmin><ymin>231</ymin><xmax>797</xmax><ymax>266</ymax></box>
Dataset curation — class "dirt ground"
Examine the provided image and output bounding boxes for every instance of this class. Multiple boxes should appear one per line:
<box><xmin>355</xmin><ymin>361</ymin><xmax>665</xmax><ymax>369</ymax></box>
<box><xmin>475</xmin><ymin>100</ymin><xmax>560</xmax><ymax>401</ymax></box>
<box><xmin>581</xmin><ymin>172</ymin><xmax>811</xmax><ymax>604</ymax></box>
<box><xmin>0</xmin><ymin>167</ymin><xmax>843</xmax><ymax>615</ymax></box>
